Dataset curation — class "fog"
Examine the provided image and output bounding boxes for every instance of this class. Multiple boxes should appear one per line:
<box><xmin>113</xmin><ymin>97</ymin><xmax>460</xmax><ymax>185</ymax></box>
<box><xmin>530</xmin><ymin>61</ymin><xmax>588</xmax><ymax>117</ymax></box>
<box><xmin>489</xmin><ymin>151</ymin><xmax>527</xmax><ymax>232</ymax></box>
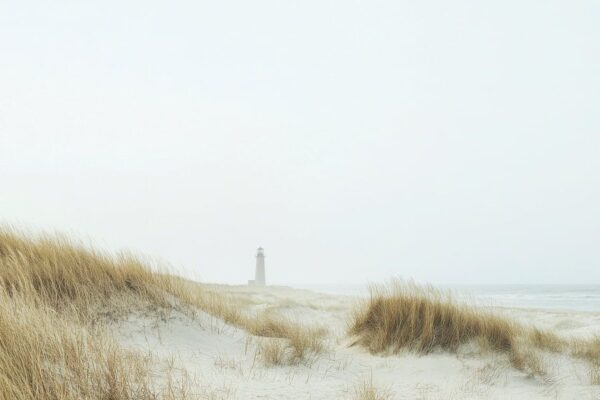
<box><xmin>1</xmin><ymin>1</ymin><xmax>599</xmax><ymax>285</ymax></box>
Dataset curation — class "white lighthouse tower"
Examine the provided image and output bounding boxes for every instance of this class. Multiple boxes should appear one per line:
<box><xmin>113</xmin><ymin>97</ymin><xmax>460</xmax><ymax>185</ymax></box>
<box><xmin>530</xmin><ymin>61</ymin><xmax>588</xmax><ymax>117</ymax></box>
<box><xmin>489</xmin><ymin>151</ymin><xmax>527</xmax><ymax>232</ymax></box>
<box><xmin>249</xmin><ymin>247</ymin><xmax>266</xmax><ymax>286</ymax></box>
<box><xmin>255</xmin><ymin>247</ymin><xmax>266</xmax><ymax>286</ymax></box>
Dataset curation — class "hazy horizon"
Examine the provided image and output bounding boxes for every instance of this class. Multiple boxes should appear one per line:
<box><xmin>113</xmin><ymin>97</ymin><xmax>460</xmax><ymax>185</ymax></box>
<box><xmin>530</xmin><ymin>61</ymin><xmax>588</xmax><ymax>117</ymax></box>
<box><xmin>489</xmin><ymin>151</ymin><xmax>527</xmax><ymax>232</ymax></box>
<box><xmin>2</xmin><ymin>1</ymin><xmax>599</xmax><ymax>285</ymax></box>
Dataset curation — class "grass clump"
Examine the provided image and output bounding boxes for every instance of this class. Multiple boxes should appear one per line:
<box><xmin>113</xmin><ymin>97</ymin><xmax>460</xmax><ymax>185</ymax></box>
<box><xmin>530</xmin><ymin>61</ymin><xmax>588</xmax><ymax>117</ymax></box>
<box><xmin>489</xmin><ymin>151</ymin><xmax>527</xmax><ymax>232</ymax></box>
<box><xmin>349</xmin><ymin>281</ymin><xmax>519</xmax><ymax>354</ymax></box>
<box><xmin>0</xmin><ymin>226</ymin><xmax>326</xmax><ymax>396</ymax></box>
<box><xmin>0</xmin><ymin>293</ymin><xmax>183</xmax><ymax>400</ymax></box>
<box><xmin>256</xmin><ymin>339</ymin><xmax>287</xmax><ymax>366</ymax></box>
<box><xmin>528</xmin><ymin>328</ymin><xmax>565</xmax><ymax>353</ymax></box>
<box><xmin>351</xmin><ymin>377</ymin><xmax>391</xmax><ymax>400</ymax></box>
<box><xmin>508</xmin><ymin>346</ymin><xmax>548</xmax><ymax>378</ymax></box>
<box><xmin>572</xmin><ymin>336</ymin><xmax>600</xmax><ymax>385</ymax></box>
<box><xmin>0</xmin><ymin>228</ymin><xmax>185</xmax><ymax>319</ymax></box>
<box><xmin>591</xmin><ymin>364</ymin><xmax>600</xmax><ymax>385</ymax></box>
<box><xmin>347</xmin><ymin>280</ymin><xmax>567</xmax><ymax>378</ymax></box>
<box><xmin>246</xmin><ymin>313</ymin><xmax>326</xmax><ymax>366</ymax></box>
<box><xmin>247</xmin><ymin>312</ymin><xmax>326</xmax><ymax>361</ymax></box>
<box><xmin>168</xmin><ymin>282</ymin><xmax>327</xmax><ymax>365</ymax></box>
<box><xmin>189</xmin><ymin>290</ymin><xmax>327</xmax><ymax>365</ymax></box>
<box><xmin>572</xmin><ymin>336</ymin><xmax>600</xmax><ymax>363</ymax></box>
<box><xmin>0</xmin><ymin>227</ymin><xmax>191</xmax><ymax>400</ymax></box>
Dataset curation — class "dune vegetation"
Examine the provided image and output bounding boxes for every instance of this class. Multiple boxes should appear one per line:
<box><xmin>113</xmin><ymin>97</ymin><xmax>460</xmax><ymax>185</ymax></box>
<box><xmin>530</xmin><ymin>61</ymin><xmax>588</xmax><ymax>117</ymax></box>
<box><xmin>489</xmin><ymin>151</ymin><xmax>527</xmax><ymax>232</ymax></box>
<box><xmin>349</xmin><ymin>281</ymin><xmax>599</xmax><ymax>380</ymax></box>
<box><xmin>349</xmin><ymin>281</ymin><xmax>518</xmax><ymax>354</ymax></box>
<box><xmin>352</xmin><ymin>378</ymin><xmax>391</xmax><ymax>400</ymax></box>
<box><xmin>0</xmin><ymin>228</ymin><xmax>324</xmax><ymax>400</ymax></box>
<box><xmin>1</xmin><ymin>227</ymin><xmax>597</xmax><ymax>399</ymax></box>
<box><xmin>191</xmin><ymin>290</ymin><xmax>326</xmax><ymax>365</ymax></box>
<box><xmin>0</xmin><ymin>228</ymin><xmax>196</xmax><ymax>400</ymax></box>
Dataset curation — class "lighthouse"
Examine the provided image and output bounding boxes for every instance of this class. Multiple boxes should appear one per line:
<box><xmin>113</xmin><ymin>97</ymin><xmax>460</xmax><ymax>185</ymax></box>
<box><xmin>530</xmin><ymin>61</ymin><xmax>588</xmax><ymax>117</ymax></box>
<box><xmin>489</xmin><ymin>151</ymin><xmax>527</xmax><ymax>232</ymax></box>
<box><xmin>255</xmin><ymin>247</ymin><xmax>266</xmax><ymax>285</ymax></box>
<box><xmin>248</xmin><ymin>247</ymin><xmax>266</xmax><ymax>286</ymax></box>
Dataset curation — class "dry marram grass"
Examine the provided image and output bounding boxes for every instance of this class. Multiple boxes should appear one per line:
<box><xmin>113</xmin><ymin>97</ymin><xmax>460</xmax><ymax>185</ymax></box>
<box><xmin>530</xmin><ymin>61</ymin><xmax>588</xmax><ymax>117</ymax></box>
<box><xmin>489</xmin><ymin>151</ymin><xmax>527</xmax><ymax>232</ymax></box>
<box><xmin>590</xmin><ymin>364</ymin><xmax>600</xmax><ymax>385</ymax></box>
<box><xmin>252</xmin><ymin>316</ymin><xmax>326</xmax><ymax>366</ymax></box>
<box><xmin>0</xmin><ymin>227</ymin><xmax>326</xmax><ymax>398</ymax></box>
<box><xmin>508</xmin><ymin>347</ymin><xmax>548</xmax><ymax>378</ymax></box>
<box><xmin>257</xmin><ymin>339</ymin><xmax>287</xmax><ymax>366</ymax></box>
<box><xmin>349</xmin><ymin>281</ymin><xmax>519</xmax><ymax>354</ymax></box>
<box><xmin>347</xmin><ymin>280</ymin><xmax>600</xmax><ymax>378</ymax></box>
<box><xmin>574</xmin><ymin>336</ymin><xmax>600</xmax><ymax>385</ymax></box>
<box><xmin>572</xmin><ymin>336</ymin><xmax>600</xmax><ymax>363</ymax></box>
<box><xmin>352</xmin><ymin>378</ymin><xmax>391</xmax><ymax>400</ymax></box>
<box><xmin>189</xmin><ymin>290</ymin><xmax>326</xmax><ymax>365</ymax></box>
<box><xmin>4</xmin><ymin>227</ymin><xmax>597</xmax><ymax>398</ymax></box>
<box><xmin>248</xmin><ymin>312</ymin><xmax>326</xmax><ymax>362</ymax></box>
<box><xmin>0</xmin><ymin>228</ymin><xmax>193</xmax><ymax>400</ymax></box>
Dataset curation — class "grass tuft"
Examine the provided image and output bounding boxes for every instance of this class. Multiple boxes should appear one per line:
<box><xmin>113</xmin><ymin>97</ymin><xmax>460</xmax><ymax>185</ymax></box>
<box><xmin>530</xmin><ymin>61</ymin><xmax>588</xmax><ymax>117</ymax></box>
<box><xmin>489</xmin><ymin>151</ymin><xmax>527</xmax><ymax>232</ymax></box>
<box><xmin>0</xmin><ymin>226</ymin><xmax>327</xmax><ymax>395</ymax></box>
<box><xmin>247</xmin><ymin>312</ymin><xmax>326</xmax><ymax>361</ymax></box>
<box><xmin>508</xmin><ymin>346</ymin><xmax>547</xmax><ymax>378</ymax></box>
<box><xmin>0</xmin><ymin>227</ymin><xmax>191</xmax><ymax>400</ymax></box>
<box><xmin>591</xmin><ymin>364</ymin><xmax>600</xmax><ymax>385</ymax></box>
<box><xmin>256</xmin><ymin>339</ymin><xmax>287</xmax><ymax>366</ymax></box>
<box><xmin>572</xmin><ymin>336</ymin><xmax>600</xmax><ymax>363</ymax></box>
<box><xmin>347</xmin><ymin>280</ymin><xmax>579</xmax><ymax>379</ymax></box>
<box><xmin>352</xmin><ymin>377</ymin><xmax>391</xmax><ymax>400</ymax></box>
<box><xmin>349</xmin><ymin>281</ymin><xmax>519</xmax><ymax>354</ymax></box>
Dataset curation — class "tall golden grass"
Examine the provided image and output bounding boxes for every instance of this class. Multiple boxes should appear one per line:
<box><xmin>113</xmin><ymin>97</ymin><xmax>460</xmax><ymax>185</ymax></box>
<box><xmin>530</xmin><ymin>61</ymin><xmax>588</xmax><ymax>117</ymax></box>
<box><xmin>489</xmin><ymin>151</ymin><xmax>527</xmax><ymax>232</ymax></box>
<box><xmin>349</xmin><ymin>281</ymin><xmax>519</xmax><ymax>354</ymax></box>
<box><xmin>351</xmin><ymin>377</ymin><xmax>391</xmax><ymax>400</ymax></box>
<box><xmin>0</xmin><ymin>227</ymin><xmax>193</xmax><ymax>400</ymax></box>
<box><xmin>573</xmin><ymin>336</ymin><xmax>600</xmax><ymax>385</ymax></box>
<box><xmin>194</xmin><ymin>291</ymin><xmax>326</xmax><ymax>365</ymax></box>
<box><xmin>348</xmin><ymin>280</ymin><xmax>600</xmax><ymax>378</ymax></box>
<box><xmin>0</xmin><ymin>227</ymin><xmax>325</xmax><ymax>399</ymax></box>
<box><xmin>5</xmin><ymin>225</ymin><xmax>595</xmax><ymax>395</ymax></box>
<box><xmin>251</xmin><ymin>317</ymin><xmax>325</xmax><ymax>365</ymax></box>
<box><xmin>0</xmin><ymin>228</ymin><xmax>185</xmax><ymax>317</ymax></box>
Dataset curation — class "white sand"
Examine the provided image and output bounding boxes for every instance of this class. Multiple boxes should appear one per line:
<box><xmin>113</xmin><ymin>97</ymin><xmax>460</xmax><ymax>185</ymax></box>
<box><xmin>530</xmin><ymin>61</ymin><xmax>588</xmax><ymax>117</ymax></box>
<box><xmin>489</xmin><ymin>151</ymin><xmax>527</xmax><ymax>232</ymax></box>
<box><xmin>114</xmin><ymin>285</ymin><xmax>600</xmax><ymax>399</ymax></box>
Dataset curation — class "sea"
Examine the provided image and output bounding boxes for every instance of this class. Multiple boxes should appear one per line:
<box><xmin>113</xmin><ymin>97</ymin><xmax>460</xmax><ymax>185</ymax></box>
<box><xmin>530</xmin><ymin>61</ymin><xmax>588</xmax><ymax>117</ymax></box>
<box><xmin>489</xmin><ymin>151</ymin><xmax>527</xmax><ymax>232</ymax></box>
<box><xmin>295</xmin><ymin>284</ymin><xmax>600</xmax><ymax>313</ymax></box>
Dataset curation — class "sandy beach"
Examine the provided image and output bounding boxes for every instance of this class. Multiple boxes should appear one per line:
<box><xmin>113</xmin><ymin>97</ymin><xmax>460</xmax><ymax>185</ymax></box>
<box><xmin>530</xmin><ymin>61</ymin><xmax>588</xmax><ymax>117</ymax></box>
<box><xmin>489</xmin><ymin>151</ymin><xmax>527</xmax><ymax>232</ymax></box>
<box><xmin>115</xmin><ymin>284</ymin><xmax>600</xmax><ymax>399</ymax></box>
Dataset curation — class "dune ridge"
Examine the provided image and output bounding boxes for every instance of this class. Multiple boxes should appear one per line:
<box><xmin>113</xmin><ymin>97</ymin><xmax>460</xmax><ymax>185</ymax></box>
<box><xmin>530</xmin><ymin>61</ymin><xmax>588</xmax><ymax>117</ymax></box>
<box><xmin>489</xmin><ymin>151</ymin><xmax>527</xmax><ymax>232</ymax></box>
<box><xmin>0</xmin><ymin>227</ymin><xmax>598</xmax><ymax>399</ymax></box>
<box><xmin>0</xmin><ymin>228</ymin><xmax>326</xmax><ymax>399</ymax></box>
<box><xmin>349</xmin><ymin>280</ymin><xmax>600</xmax><ymax>380</ymax></box>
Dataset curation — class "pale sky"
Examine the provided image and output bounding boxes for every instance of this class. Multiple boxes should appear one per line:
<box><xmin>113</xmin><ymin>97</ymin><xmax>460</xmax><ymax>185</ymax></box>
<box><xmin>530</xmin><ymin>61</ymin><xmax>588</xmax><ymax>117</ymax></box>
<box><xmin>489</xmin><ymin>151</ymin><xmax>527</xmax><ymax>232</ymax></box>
<box><xmin>1</xmin><ymin>1</ymin><xmax>599</xmax><ymax>285</ymax></box>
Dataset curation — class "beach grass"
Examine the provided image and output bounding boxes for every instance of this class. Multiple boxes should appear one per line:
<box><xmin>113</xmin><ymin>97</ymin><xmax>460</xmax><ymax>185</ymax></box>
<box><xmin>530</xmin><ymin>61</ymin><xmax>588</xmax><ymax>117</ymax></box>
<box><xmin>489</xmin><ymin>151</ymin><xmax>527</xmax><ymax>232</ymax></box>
<box><xmin>0</xmin><ymin>227</ymin><xmax>325</xmax><ymax>398</ymax></box>
<box><xmin>0</xmin><ymin>227</ymin><xmax>194</xmax><ymax>400</ymax></box>
<box><xmin>346</xmin><ymin>280</ymin><xmax>593</xmax><ymax>377</ymax></box>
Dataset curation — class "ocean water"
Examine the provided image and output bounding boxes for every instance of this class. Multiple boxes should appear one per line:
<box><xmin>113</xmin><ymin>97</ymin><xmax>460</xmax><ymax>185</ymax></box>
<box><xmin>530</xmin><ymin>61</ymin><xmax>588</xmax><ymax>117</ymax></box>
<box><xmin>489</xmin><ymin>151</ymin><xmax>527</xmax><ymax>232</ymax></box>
<box><xmin>296</xmin><ymin>284</ymin><xmax>600</xmax><ymax>313</ymax></box>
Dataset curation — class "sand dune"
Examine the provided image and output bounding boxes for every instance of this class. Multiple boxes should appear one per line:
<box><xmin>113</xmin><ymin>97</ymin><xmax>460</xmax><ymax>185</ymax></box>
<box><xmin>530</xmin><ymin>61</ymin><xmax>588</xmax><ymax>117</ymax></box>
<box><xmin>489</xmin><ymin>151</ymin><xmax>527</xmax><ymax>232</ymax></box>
<box><xmin>1</xmin><ymin>229</ymin><xmax>598</xmax><ymax>399</ymax></box>
<box><xmin>116</xmin><ymin>284</ymin><xmax>599</xmax><ymax>399</ymax></box>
